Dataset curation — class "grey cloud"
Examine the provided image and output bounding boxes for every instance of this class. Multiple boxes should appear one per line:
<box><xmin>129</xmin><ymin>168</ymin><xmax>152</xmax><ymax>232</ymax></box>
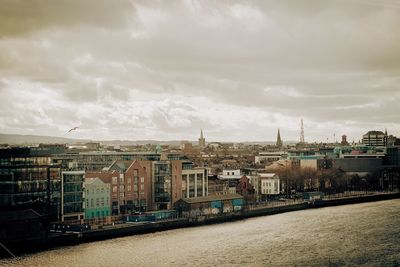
<box><xmin>1</xmin><ymin>0</ymin><xmax>399</xmax><ymax>140</ymax></box>
<box><xmin>0</xmin><ymin>0</ymin><xmax>134</xmax><ymax>38</ymax></box>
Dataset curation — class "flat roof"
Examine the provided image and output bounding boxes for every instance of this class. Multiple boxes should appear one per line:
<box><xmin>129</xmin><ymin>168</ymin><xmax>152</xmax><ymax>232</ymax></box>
<box><xmin>179</xmin><ymin>194</ymin><xmax>243</xmax><ymax>204</ymax></box>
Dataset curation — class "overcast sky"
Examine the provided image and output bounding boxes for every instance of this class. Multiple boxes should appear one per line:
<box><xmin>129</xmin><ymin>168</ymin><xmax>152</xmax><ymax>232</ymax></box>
<box><xmin>0</xmin><ymin>0</ymin><xmax>399</xmax><ymax>142</ymax></box>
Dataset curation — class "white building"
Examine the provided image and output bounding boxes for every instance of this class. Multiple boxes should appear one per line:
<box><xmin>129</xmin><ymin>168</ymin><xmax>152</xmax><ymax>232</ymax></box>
<box><xmin>218</xmin><ymin>169</ymin><xmax>242</xmax><ymax>180</ymax></box>
<box><xmin>182</xmin><ymin>167</ymin><xmax>209</xmax><ymax>198</ymax></box>
<box><xmin>260</xmin><ymin>173</ymin><xmax>280</xmax><ymax>197</ymax></box>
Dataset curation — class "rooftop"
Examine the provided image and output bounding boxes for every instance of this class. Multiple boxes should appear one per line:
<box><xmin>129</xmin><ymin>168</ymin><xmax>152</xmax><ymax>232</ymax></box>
<box><xmin>178</xmin><ymin>194</ymin><xmax>243</xmax><ymax>204</ymax></box>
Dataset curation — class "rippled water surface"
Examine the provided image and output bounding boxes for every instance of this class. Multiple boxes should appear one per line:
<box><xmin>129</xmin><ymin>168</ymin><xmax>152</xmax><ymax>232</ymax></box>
<box><xmin>1</xmin><ymin>200</ymin><xmax>400</xmax><ymax>266</ymax></box>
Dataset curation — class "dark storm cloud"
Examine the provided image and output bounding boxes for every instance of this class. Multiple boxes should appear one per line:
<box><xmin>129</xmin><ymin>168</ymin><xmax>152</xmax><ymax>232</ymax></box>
<box><xmin>0</xmin><ymin>0</ymin><xmax>133</xmax><ymax>38</ymax></box>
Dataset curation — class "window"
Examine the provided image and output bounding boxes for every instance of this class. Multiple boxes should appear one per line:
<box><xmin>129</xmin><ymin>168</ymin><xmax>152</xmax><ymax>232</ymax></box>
<box><xmin>112</xmin><ymin>177</ymin><xmax>117</xmax><ymax>184</ymax></box>
<box><xmin>113</xmin><ymin>186</ymin><xmax>117</xmax><ymax>193</ymax></box>
<box><xmin>134</xmin><ymin>185</ymin><xmax>138</xmax><ymax>191</ymax></box>
<box><xmin>96</xmin><ymin>198</ymin><xmax>99</xmax><ymax>207</ymax></box>
<box><xmin>140</xmin><ymin>184</ymin><xmax>144</xmax><ymax>190</ymax></box>
<box><xmin>133</xmin><ymin>170</ymin><xmax>138</xmax><ymax>177</ymax></box>
<box><xmin>141</xmin><ymin>177</ymin><xmax>145</xmax><ymax>183</ymax></box>
<box><xmin>91</xmin><ymin>199</ymin><xmax>94</xmax><ymax>207</ymax></box>
<box><xmin>127</xmin><ymin>185</ymin><xmax>131</xmax><ymax>192</ymax></box>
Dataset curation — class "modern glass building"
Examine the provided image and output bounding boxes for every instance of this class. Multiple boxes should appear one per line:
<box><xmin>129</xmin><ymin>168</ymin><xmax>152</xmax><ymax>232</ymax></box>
<box><xmin>61</xmin><ymin>171</ymin><xmax>85</xmax><ymax>222</ymax></box>
<box><xmin>0</xmin><ymin>148</ymin><xmax>61</xmax><ymax>222</ymax></box>
<box><xmin>153</xmin><ymin>161</ymin><xmax>171</xmax><ymax>210</ymax></box>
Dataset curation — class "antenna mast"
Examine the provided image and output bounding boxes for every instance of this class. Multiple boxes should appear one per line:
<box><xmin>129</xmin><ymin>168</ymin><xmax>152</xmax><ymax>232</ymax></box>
<box><xmin>300</xmin><ymin>119</ymin><xmax>305</xmax><ymax>144</ymax></box>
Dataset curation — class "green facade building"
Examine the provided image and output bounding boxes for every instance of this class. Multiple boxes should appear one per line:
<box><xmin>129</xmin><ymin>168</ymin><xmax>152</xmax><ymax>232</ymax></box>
<box><xmin>85</xmin><ymin>177</ymin><xmax>111</xmax><ymax>219</ymax></box>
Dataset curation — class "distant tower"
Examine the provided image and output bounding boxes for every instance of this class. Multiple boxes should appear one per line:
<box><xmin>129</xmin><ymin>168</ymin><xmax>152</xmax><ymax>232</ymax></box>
<box><xmin>276</xmin><ymin>128</ymin><xmax>283</xmax><ymax>148</ymax></box>
<box><xmin>384</xmin><ymin>128</ymin><xmax>388</xmax><ymax>146</ymax></box>
<box><xmin>341</xmin><ymin>134</ymin><xmax>349</xmax><ymax>146</ymax></box>
<box><xmin>300</xmin><ymin>119</ymin><xmax>305</xmax><ymax>144</ymax></box>
<box><xmin>198</xmin><ymin>129</ymin><xmax>206</xmax><ymax>148</ymax></box>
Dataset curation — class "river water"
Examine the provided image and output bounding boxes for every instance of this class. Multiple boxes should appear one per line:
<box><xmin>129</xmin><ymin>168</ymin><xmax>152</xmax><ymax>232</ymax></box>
<box><xmin>1</xmin><ymin>199</ymin><xmax>399</xmax><ymax>266</ymax></box>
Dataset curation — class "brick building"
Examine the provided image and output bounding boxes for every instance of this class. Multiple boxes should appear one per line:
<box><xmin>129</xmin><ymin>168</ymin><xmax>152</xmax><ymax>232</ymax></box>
<box><xmin>86</xmin><ymin>160</ymin><xmax>151</xmax><ymax>215</ymax></box>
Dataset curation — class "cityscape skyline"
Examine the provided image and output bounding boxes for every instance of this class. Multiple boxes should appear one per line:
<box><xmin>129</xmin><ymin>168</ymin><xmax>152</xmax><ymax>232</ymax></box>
<box><xmin>1</xmin><ymin>0</ymin><xmax>399</xmax><ymax>142</ymax></box>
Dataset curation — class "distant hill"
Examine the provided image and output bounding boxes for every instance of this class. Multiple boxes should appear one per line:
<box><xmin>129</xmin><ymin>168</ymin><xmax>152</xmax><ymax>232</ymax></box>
<box><xmin>0</xmin><ymin>133</ymin><xmax>295</xmax><ymax>146</ymax></box>
<box><xmin>0</xmin><ymin>133</ymin><xmax>184</xmax><ymax>146</ymax></box>
<box><xmin>0</xmin><ymin>133</ymin><xmax>91</xmax><ymax>145</ymax></box>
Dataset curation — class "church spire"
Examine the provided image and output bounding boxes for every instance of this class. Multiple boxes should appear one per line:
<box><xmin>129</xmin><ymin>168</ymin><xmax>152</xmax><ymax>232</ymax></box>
<box><xmin>276</xmin><ymin>128</ymin><xmax>283</xmax><ymax>148</ymax></box>
<box><xmin>198</xmin><ymin>129</ymin><xmax>206</xmax><ymax>148</ymax></box>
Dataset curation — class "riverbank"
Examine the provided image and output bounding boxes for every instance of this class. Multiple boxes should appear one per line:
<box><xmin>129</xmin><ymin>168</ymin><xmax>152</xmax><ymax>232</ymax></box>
<box><xmin>2</xmin><ymin>191</ymin><xmax>400</xmax><ymax>257</ymax></box>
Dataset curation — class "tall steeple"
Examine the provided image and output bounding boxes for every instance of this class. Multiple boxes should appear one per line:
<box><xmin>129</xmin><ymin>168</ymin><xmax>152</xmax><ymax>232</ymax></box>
<box><xmin>198</xmin><ymin>129</ymin><xmax>206</xmax><ymax>148</ymax></box>
<box><xmin>276</xmin><ymin>128</ymin><xmax>283</xmax><ymax>148</ymax></box>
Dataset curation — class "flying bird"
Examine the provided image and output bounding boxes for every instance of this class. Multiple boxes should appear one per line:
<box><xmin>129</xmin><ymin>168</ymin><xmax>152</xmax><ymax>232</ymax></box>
<box><xmin>67</xmin><ymin>127</ymin><xmax>79</xmax><ymax>133</ymax></box>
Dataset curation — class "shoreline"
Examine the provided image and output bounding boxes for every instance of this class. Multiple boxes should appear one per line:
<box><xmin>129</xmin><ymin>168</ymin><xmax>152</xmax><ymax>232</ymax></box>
<box><xmin>2</xmin><ymin>192</ymin><xmax>400</xmax><ymax>258</ymax></box>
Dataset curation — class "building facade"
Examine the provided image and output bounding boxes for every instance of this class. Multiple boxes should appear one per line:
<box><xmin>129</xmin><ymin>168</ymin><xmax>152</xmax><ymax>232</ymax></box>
<box><xmin>362</xmin><ymin>130</ymin><xmax>386</xmax><ymax>146</ymax></box>
<box><xmin>174</xmin><ymin>194</ymin><xmax>244</xmax><ymax>217</ymax></box>
<box><xmin>84</xmin><ymin>178</ymin><xmax>111</xmax><ymax>219</ymax></box>
<box><xmin>86</xmin><ymin>160</ymin><xmax>151</xmax><ymax>215</ymax></box>
<box><xmin>181</xmin><ymin>166</ymin><xmax>208</xmax><ymax>199</ymax></box>
<box><xmin>236</xmin><ymin>175</ymin><xmax>255</xmax><ymax>203</ymax></box>
<box><xmin>152</xmin><ymin>160</ymin><xmax>182</xmax><ymax>210</ymax></box>
<box><xmin>260</xmin><ymin>173</ymin><xmax>280</xmax><ymax>199</ymax></box>
<box><xmin>0</xmin><ymin>148</ymin><xmax>61</xmax><ymax>222</ymax></box>
<box><xmin>61</xmin><ymin>171</ymin><xmax>85</xmax><ymax>222</ymax></box>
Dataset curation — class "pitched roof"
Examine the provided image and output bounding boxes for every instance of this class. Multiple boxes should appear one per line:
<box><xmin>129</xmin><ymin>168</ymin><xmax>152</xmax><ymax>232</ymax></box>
<box><xmin>105</xmin><ymin>160</ymin><xmax>134</xmax><ymax>172</ymax></box>
<box><xmin>84</xmin><ymin>177</ymin><xmax>108</xmax><ymax>186</ymax></box>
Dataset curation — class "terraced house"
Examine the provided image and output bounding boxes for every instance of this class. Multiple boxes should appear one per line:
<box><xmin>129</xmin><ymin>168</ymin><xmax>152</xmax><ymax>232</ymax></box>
<box><xmin>84</xmin><ymin>178</ymin><xmax>110</xmax><ymax>219</ymax></box>
<box><xmin>86</xmin><ymin>160</ymin><xmax>151</xmax><ymax>215</ymax></box>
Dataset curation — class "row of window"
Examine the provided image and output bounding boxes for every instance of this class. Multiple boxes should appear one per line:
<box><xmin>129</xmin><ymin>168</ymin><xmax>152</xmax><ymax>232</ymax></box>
<box><xmin>86</xmin><ymin>197</ymin><xmax>110</xmax><ymax>208</ymax></box>
<box><xmin>112</xmin><ymin>183</ymin><xmax>145</xmax><ymax>193</ymax></box>
<box><xmin>112</xmin><ymin>176</ymin><xmax>145</xmax><ymax>184</ymax></box>
<box><xmin>86</xmin><ymin>187</ymin><xmax>109</xmax><ymax>195</ymax></box>
<box><xmin>262</xmin><ymin>189</ymin><xmax>275</xmax><ymax>194</ymax></box>
<box><xmin>112</xmin><ymin>192</ymin><xmax>145</xmax><ymax>199</ymax></box>
<box><xmin>262</xmin><ymin>182</ymin><xmax>276</xmax><ymax>187</ymax></box>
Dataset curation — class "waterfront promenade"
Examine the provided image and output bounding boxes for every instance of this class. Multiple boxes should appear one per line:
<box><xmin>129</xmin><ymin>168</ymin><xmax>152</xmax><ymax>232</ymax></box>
<box><xmin>50</xmin><ymin>190</ymin><xmax>400</xmax><ymax>243</ymax></box>
<box><xmin>2</xmin><ymin>199</ymin><xmax>399</xmax><ymax>266</ymax></box>
<box><xmin>1</xmin><ymin>190</ymin><xmax>398</xmax><ymax>258</ymax></box>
